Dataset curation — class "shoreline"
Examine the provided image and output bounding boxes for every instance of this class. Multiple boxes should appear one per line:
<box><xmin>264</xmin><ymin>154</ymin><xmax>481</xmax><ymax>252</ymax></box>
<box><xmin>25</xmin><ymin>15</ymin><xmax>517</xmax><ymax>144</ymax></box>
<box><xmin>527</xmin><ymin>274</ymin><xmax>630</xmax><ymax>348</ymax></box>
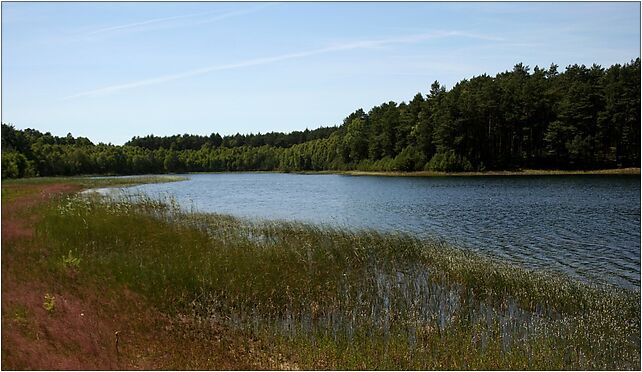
<box><xmin>188</xmin><ymin>167</ymin><xmax>641</xmax><ymax>177</ymax></box>
<box><xmin>295</xmin><ymin>167</ymin><xmax>641</xmax><ymax>177</ymax></box>
<box><xmin>3</xmin><ymin>168</ymin><xmax>639</xmax><ymax>182</ymax></box>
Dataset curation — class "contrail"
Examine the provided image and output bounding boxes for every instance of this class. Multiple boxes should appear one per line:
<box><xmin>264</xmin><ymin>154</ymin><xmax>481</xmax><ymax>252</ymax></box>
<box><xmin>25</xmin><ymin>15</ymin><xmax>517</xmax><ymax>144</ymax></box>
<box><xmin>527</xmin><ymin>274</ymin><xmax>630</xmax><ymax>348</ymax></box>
<box><xmin>190</xmin><ymin>4</ymin><xmax>275</xmax><ymax>26</ymax></box>
<box><xmin>86</xmin><ymin>12</ymin><xmax>217</xmax><ymax>35</ymax></box>
<box><xmin>63</xmin><ymin>31</ymin><xmax>500</xmax><ymax>100</ymax></box>
<box><xmin>85</xmin><ymin>4</ymin><xmax>272</xmax><ymax>36</ymax></box>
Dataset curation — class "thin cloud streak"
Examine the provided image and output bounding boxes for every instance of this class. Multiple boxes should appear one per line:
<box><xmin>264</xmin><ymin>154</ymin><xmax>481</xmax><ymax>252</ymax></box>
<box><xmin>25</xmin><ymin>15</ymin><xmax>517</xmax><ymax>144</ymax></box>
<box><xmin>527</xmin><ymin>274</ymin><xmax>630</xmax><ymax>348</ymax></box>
<box><xmin>85</xmin><ymin>4</ymin><xmax>271</xmax><ymax>36</ymax></box>
<box><xmin>86</xmin><ymin>11</ymin><xmax>218</xmax><ymax>35</ymax></box>
<box><xmin>63</xmin><ymin>31</ymin><xmax>500</xmax><ymax>100</ymax></box>
<box><xmin>191</xmin><ymin>4</ymin><xmax>275</xmax><ymax>26</ymax></box>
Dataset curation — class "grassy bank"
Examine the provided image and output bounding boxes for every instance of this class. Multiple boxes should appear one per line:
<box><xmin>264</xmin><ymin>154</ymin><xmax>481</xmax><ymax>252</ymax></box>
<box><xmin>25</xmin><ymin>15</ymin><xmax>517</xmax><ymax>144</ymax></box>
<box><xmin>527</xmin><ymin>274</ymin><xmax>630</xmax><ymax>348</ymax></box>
<box><xmin>26</xmin><ymin>190</ymin><xmax>641</xmax><ymax>369</ymax></box>
<box><xmin>2</xmin><ymin>175</ymin><xmax>186</xmax><ymax>202</ymax></box>
<box><xmin>2</xmin><ymin>174</ymin><xmax>187</xmax><ymax>188</ymax></box>
<box><xmin>1</xmin><ymin>176</ymin><xmax>195</xmax><ymax>369</ymax></box>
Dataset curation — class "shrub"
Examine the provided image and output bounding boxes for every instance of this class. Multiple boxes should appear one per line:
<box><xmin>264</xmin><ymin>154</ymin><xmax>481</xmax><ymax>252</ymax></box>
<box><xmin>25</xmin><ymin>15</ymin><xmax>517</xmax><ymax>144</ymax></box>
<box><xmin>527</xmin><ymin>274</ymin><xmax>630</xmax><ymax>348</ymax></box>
<box><xmin>1</xmin><ymin>151</ymin><xmax>37</xmax><ymax>179</ymax></box>
<box><xmin>371</xmin><ymin>156</ymin><xmax>395</xmax><ymax>171</ymax></box>
<box><xmin>393</xmin><ymin>146</ymin><xmax>426</xmax><ymax>171</ymax></box>
<box><xmin>425</xmin><ymin>151</ymin><xmax>473</xmax><ymax>172</ymax></box>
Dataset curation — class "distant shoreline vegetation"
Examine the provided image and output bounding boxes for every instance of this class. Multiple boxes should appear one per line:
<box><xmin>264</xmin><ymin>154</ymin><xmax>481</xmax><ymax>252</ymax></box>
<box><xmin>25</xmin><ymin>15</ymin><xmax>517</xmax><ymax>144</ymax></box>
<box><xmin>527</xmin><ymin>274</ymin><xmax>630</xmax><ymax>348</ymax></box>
<box><xmin>2</xmin><ymin>59</ymin><xmax>640</xmax><ymax>179</ymax></box>
<box><xmin>335</xmin><ymin>167</ymin><xmax>642</xmax><ymax>177</ymax></box>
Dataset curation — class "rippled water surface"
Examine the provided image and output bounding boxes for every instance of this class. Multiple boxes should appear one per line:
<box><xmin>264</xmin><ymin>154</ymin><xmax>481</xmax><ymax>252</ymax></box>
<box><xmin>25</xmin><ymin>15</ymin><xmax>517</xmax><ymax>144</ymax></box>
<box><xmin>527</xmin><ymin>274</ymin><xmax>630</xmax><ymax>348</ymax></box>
<box><xmin>119</xmin><ymin>173</ymin><xmax>640</xmax><ymax>289</ymax></box>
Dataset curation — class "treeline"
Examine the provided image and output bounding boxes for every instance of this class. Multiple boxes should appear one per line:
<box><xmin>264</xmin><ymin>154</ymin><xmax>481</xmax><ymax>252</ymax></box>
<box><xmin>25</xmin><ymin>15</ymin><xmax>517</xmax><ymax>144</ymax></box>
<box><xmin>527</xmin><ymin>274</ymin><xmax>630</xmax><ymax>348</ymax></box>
<box><xmin>2</xmin><ymin>60</ymin><xmax>640</xmax><ymax>178</ymax></box>
<box><xmin>125</xmin><ymin>126</ymin><xmax>338</xmax><ymax>150</ymax></box>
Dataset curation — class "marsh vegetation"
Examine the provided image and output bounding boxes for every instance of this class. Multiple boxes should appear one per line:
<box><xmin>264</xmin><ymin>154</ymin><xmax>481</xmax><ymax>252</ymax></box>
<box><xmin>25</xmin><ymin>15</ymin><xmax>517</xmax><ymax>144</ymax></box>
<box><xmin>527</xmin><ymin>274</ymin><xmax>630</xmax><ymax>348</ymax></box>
<box><xmin>33</xmin><ymin>191</ymin><xmax>640</xmax><ymax>369</ymax></box>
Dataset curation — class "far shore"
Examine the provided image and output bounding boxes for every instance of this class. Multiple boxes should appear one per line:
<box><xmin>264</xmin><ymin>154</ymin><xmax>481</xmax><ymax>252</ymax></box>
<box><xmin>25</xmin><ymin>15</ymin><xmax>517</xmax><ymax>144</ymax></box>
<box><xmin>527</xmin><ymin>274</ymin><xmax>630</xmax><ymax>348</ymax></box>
<box><xmin>3</xmin><ymin>168</ymin><xmax>639</xmax><ymax>182</ymax></box>
<box><xmin>293</xmin><ymin>167</ymin><xmax>641</xmax><ymax>177</ymax></box>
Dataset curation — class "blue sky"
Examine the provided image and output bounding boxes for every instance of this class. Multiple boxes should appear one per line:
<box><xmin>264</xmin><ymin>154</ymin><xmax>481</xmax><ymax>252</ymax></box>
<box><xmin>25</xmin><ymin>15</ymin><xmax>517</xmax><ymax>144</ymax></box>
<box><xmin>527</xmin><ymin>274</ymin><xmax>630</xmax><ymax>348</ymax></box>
<box><xmin>2</xmin><ymin>1</ymin><xmax>640</xmax><ymax>145</ymax></box>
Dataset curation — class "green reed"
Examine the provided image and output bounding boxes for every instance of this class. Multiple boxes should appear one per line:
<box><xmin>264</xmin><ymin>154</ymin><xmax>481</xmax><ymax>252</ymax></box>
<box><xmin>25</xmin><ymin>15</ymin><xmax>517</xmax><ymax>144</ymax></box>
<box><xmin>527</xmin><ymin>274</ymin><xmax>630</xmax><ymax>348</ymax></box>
<box><xmin>35</xmin><ymin>192</ymin><xmax>640</xmax><ymax>369</ymax></box>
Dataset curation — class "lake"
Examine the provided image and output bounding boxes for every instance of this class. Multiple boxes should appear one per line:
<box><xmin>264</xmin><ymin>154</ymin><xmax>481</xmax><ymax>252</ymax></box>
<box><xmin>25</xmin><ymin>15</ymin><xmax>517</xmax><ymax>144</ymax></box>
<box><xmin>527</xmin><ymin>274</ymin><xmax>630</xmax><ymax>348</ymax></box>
<box><xmin>108</xmin><ymin>173</ymin><xmax>640</xmax><ymax>289</ymax></box>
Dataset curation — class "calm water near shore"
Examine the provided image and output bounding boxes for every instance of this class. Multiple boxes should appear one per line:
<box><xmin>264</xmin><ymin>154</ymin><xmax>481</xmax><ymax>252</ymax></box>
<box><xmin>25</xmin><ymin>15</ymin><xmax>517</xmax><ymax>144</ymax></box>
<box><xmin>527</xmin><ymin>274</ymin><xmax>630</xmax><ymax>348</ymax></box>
<box><xmin>103</xmin><ymin>173</ymin><xmax>640</xmax><ymax>289</ymax></box>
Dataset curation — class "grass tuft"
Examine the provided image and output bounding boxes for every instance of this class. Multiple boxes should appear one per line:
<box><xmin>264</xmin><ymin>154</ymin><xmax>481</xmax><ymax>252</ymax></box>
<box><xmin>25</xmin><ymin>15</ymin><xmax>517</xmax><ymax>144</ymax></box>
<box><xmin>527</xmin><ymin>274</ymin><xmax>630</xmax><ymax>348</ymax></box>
<box><xmin>43</xmin><ymin>294</ymin><xmax>56</xmax><ymax>313</ymax></box>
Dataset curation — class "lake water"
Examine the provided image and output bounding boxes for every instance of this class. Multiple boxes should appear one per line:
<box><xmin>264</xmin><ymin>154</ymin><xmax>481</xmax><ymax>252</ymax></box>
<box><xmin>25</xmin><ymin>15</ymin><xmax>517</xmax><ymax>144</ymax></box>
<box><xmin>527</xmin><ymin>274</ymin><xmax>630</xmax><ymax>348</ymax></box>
<box><xmin>113</xmin><ymin>173</ymin><xmax>640</xmax><ymax>289</ymax></box>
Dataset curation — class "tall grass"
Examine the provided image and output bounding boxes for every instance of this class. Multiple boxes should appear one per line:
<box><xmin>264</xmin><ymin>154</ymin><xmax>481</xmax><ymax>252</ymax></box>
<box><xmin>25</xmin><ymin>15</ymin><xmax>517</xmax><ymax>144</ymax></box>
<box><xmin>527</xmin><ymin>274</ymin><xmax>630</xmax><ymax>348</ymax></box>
<box><xmin>36</xmin><ymin>192</ymin><xmax>640</xmax><ymax>369</ymax></box>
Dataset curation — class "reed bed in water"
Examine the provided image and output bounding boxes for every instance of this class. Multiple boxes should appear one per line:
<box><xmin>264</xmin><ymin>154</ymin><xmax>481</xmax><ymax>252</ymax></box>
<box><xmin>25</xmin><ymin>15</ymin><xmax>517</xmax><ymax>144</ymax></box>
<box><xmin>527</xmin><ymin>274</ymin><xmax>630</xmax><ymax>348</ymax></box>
<box><xmin>36</xmin><ymin>192</ymin><xmax>640</xmax><ymax>370</ymax></box>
